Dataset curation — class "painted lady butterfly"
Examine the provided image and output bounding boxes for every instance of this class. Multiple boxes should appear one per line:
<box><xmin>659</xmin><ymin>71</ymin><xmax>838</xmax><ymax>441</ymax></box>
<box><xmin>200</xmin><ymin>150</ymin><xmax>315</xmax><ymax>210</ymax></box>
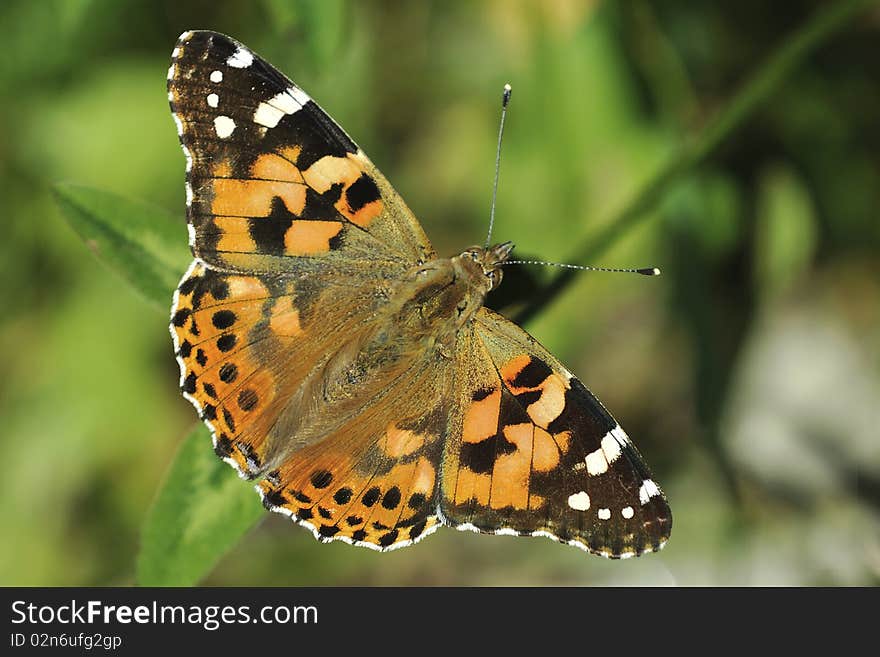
<box><xmin>167</xmin><ymin>31</ymin><xmax>671</xmax><ymax>558</ymax></box>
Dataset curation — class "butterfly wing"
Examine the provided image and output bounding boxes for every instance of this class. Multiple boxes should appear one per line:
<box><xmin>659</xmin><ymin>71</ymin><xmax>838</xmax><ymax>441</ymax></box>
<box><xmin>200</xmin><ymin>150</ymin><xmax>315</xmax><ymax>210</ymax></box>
<box><xmin>439</xmin><ymin>308</ymin><xmax>672</xmax><ymax>558</ymax></box>
<box><xmin>256</xmin><ymin>349</ymin><xmax>453</xmax><ymax>550</ymax></box>
<box><xmin>167</xmin><ymin>30</ymin><xmax>435</xmax><ymax>481</ymax></box>
<box><xmin>167</xmin><ymin>30</ymin><xmax>435</xmax><ymax>274</ymax></box>
<box><xmin>170</xmin><ymin>259</ymin><xmax>397</xmax><ymax>479</ymax></box>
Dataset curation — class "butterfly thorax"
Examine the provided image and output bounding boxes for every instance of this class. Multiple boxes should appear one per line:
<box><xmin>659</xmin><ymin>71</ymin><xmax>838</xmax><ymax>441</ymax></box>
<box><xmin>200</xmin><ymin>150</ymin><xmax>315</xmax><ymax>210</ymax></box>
<box><xmin>383</xmin><ymin>241</ymin><xmax>514</xmax><ymax>354</ymax></box>
<box><xmin>333</xmin><ymin>243</ymin><xmax>511</xmax><ymax>377</ymax></box>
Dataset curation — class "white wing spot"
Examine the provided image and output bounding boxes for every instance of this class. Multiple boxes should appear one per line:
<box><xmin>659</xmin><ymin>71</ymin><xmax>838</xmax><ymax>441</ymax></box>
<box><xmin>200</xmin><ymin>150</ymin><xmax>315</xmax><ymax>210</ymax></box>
<box><xmin>621</xmin><ymin>506</ymin><xmax>634</xmax><ymax>519</ymax></box>
<box><xmin>601</xmin><ymin>432</ymin><xmax>622</xmax><ymax>464</ymax></box>
<box><xmin>639</xmin><ymin>479</ymin><xmax>661</xmax><ymax>505</ymax></box>
<box><xmin>611</xmin><ymin>424</ymin><xmax>631</xmax><ymax>447</ymax></box>
<box><xmin>253</xmin><ymin>88</ymin><xmax>310</xmax><ymax>129</ymax></box>
<box><xmin>567</xmin><ymin>491</ymin><xmax>591</xmax><ymax>511</ymax></box>
<box><xmin>207</xmin><ymin>93</ymin><xmax>219</xmax><ymax>108</ymax></box>
<box><xmin>289</xmin><ymin>86</ymin><xmax>311</xmax><ymax>106</ymax></box>
<box><xmin>253</xmin><ymin>103</ymin><xmax>285</xmax><ymax>129</ymax></box>
<box><xmin>584</xmin><ymin>426</ymin><xmax>627</xmax><ymax>476</ymax></box>
<box><xmin>598</xmin><ymin>508</ymin><xmax>611</xmax><ymax>521</ymax></box>
<box><xmin>226</xmin><ymin>46</ymin><xmax>253</xmax><ymax>68</ymax></box>
<box><xmin>210</xmin><ymin>70</ymin><xmax>223</xmax><ymax>83</ymax></box>
<box><xmin>584</xmin><ymin>447</ymin><xmax>608</xmax><ymax>476</ymax></box>
<box><xmin>213</xmin><ymin>115</ymin><xmax>236</xmax><ymax>138</ymax></box>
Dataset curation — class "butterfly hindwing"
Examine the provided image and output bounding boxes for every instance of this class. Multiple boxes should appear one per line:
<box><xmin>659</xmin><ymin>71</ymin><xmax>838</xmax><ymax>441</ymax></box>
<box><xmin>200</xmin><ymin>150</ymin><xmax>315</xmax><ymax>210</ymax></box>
<box><xmin>167</xmin><ymin>30</ymin><xmax>434</xmax><ymax>274</ymax></box>
<box><xmin>440</xmin><ymin>308</ymin><xmax>671</xmax><ymax>558</ymax></box>
<box><xmin>170</xmin><ymin>258</ymin><xmax>397</xmax><ymax>480</ymax></box>
<box><xmin>256</xmin><ymin>352</ymin><xmax>453</xmax><ymax>550</ymax></box>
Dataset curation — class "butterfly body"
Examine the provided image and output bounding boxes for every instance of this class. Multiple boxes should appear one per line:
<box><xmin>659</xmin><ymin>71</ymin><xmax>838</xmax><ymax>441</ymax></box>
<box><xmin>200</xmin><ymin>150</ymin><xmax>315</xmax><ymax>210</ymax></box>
<box><xmin>167</xmin><ymin>30</ymin><xmax>671</xmax><ymax>558</ymax></box>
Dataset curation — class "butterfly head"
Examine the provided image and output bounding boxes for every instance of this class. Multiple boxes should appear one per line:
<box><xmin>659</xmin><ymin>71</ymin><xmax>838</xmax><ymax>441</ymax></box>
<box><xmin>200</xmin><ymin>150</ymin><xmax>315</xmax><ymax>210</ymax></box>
<box><xmin>458</xmin><ymin>241</ymin><xmax>514</xmax><ymax>292</ymax></box>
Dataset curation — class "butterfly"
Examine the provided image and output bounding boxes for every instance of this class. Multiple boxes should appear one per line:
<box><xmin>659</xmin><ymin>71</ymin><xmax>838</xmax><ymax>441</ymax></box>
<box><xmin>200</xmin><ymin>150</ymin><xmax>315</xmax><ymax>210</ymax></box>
<box><xmin>166</xmin><ymin>30</ymin><xmax>671</xmax><ymax>558</ymax></box>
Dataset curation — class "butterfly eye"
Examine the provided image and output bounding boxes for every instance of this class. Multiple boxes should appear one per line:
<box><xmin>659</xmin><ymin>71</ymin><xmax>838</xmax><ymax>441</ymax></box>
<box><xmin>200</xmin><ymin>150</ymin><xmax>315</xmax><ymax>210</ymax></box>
<box><xmin>465</xmin><ymin>250</ymin><xmax>480</xmax><ymax>261</ymax></box>
<box><xmin>488</xmin><ymin>269</ymin><xmax>503</xmax><ymax>288</ymax></box>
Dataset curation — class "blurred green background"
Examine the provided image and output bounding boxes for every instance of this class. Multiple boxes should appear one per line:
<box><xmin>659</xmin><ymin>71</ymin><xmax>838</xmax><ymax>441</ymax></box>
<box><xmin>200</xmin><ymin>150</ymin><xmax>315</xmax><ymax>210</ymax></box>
<box><xmin>2</xmin><ymin>0</ymin><xmax>878</xmax><ymax>586</ymax></box>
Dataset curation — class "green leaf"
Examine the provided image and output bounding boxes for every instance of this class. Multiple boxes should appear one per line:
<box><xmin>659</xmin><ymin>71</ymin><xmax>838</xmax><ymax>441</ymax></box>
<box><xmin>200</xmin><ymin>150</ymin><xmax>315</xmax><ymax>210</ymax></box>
<box><xmin>137</xmin><ymin>425</ymin><xmax>265</xmax><ymax>586</ymax></box>
<box><xmin>52</xmin><ymin>182</ymin><xmax>191</xmax><ymax>309</ymax></box>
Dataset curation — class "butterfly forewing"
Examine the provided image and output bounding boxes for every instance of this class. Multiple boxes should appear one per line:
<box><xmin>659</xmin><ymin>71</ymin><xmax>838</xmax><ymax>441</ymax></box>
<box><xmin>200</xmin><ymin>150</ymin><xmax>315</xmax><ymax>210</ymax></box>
<box><xmin>167</xmin><ymin>30</ymin><xmax>434</xmax><ymax>273</ymax></box>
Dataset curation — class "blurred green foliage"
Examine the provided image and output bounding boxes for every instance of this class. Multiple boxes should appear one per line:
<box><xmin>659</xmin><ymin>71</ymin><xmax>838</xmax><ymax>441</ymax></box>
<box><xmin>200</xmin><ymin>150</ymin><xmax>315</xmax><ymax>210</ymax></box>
<box><xmin>138</xmin><ymin>425</ymin><xmax>263</xmax><ymax>586</ymax></box>
<box><xmin>2</xmin><ymin>0</ymin><xmax>878</xmax><ymax>586</ymax></box>
<box><xmin>53</xmin><ymin>183</ymin><xmax>190</xmax><ymax>308</ymax></box>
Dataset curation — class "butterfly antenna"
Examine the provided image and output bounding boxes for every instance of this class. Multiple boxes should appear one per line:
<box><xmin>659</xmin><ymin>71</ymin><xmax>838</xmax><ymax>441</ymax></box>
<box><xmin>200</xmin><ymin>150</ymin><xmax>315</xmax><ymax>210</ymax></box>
<box><xmin>485</xmin><ymin>83</ymin><xmax>512</xmax><ymax>248</ymax></box>
<box><xmin>504</xmin><ymin>260</ymin><xmax>661</xmax><ymax>276</ymax></box>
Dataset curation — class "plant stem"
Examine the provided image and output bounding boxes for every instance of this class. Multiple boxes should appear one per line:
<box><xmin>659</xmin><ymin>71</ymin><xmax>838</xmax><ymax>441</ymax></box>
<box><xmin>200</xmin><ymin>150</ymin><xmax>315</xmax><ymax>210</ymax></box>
<box><xmin>515</xmin><ymin>0</ymin><xmax>879</xmax><ymax>325</ymax></box>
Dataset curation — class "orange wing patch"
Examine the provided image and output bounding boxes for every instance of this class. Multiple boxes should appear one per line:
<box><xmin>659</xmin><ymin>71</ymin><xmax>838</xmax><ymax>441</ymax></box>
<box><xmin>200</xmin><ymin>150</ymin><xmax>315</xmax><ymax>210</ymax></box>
<box><xmin>499</xmin><ymin>354</ymin><xmax>531</xmax><ymax>384</ymax></box>
<box><xmin>283</xmin><ymin>220</ymin><xmax>343</xmax><ymax>255</ymax></box>
<box><xmin>488</xmin><ymin>423</ymin><xmax>532</xmax><ymax>510</ymax></box>
<box><xmin>212</xmin><ymin>178</ymin><xmax>307</xmax><ymax>217</ymax></box>
<box><xmin>172</xmin><ymin>262</ymin><xmax>298</xmax><ymax>478</ymax></box>
<box><xmin>500</xmin><ymin>353</ymin><xmax>570</xmax><ymax>429</ymax></box>
<box><xmin>451</xmin><ymin>384</ymin><xmax>501</xmax><ymax>508</ymax></box>
<box><xmin>533</xmin><ymin>427</ymin><xmax>568</xmax><ymax>472</ymax></box>
<box><xmin>267</xmin><ymin>296</ymin><xmax>303</xmax><ymax>337</ymax></box>
<box><xmin>452</xmin><ymin>467</ymin><xmax>493</xmax><ymax>509</ymax></box>
<box><xmin>302</xmin><ymin>152</ymin><xmax>384</xmax><ymax>228</ymax></box>
<box><xmin>251</xmin><ymin>150</ymin><xmax>304</xmax><ymax>183</ymax></box>
<box><xmin>461</xmin><ymin>387</ymin><xmax>501</xmax><ymax>444</ymax></box>
<box><xmin>212</xmin><ymin>149</ymin><xmax>307</xmax><ymax>218</ymax></box>
<box><xmin>208</xmin><ymin>216</ymin><xmax>343</xmax><ymax>256</ymax></box>
<box><xmin>259</xmin><ymin>421</ymin><xmax>441</xmax><ymax>550</ymax></box>
<box><xmin>378</xmin><ymin>422</ymin><xmax>427</xmax><ymax>458</ymax></box>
